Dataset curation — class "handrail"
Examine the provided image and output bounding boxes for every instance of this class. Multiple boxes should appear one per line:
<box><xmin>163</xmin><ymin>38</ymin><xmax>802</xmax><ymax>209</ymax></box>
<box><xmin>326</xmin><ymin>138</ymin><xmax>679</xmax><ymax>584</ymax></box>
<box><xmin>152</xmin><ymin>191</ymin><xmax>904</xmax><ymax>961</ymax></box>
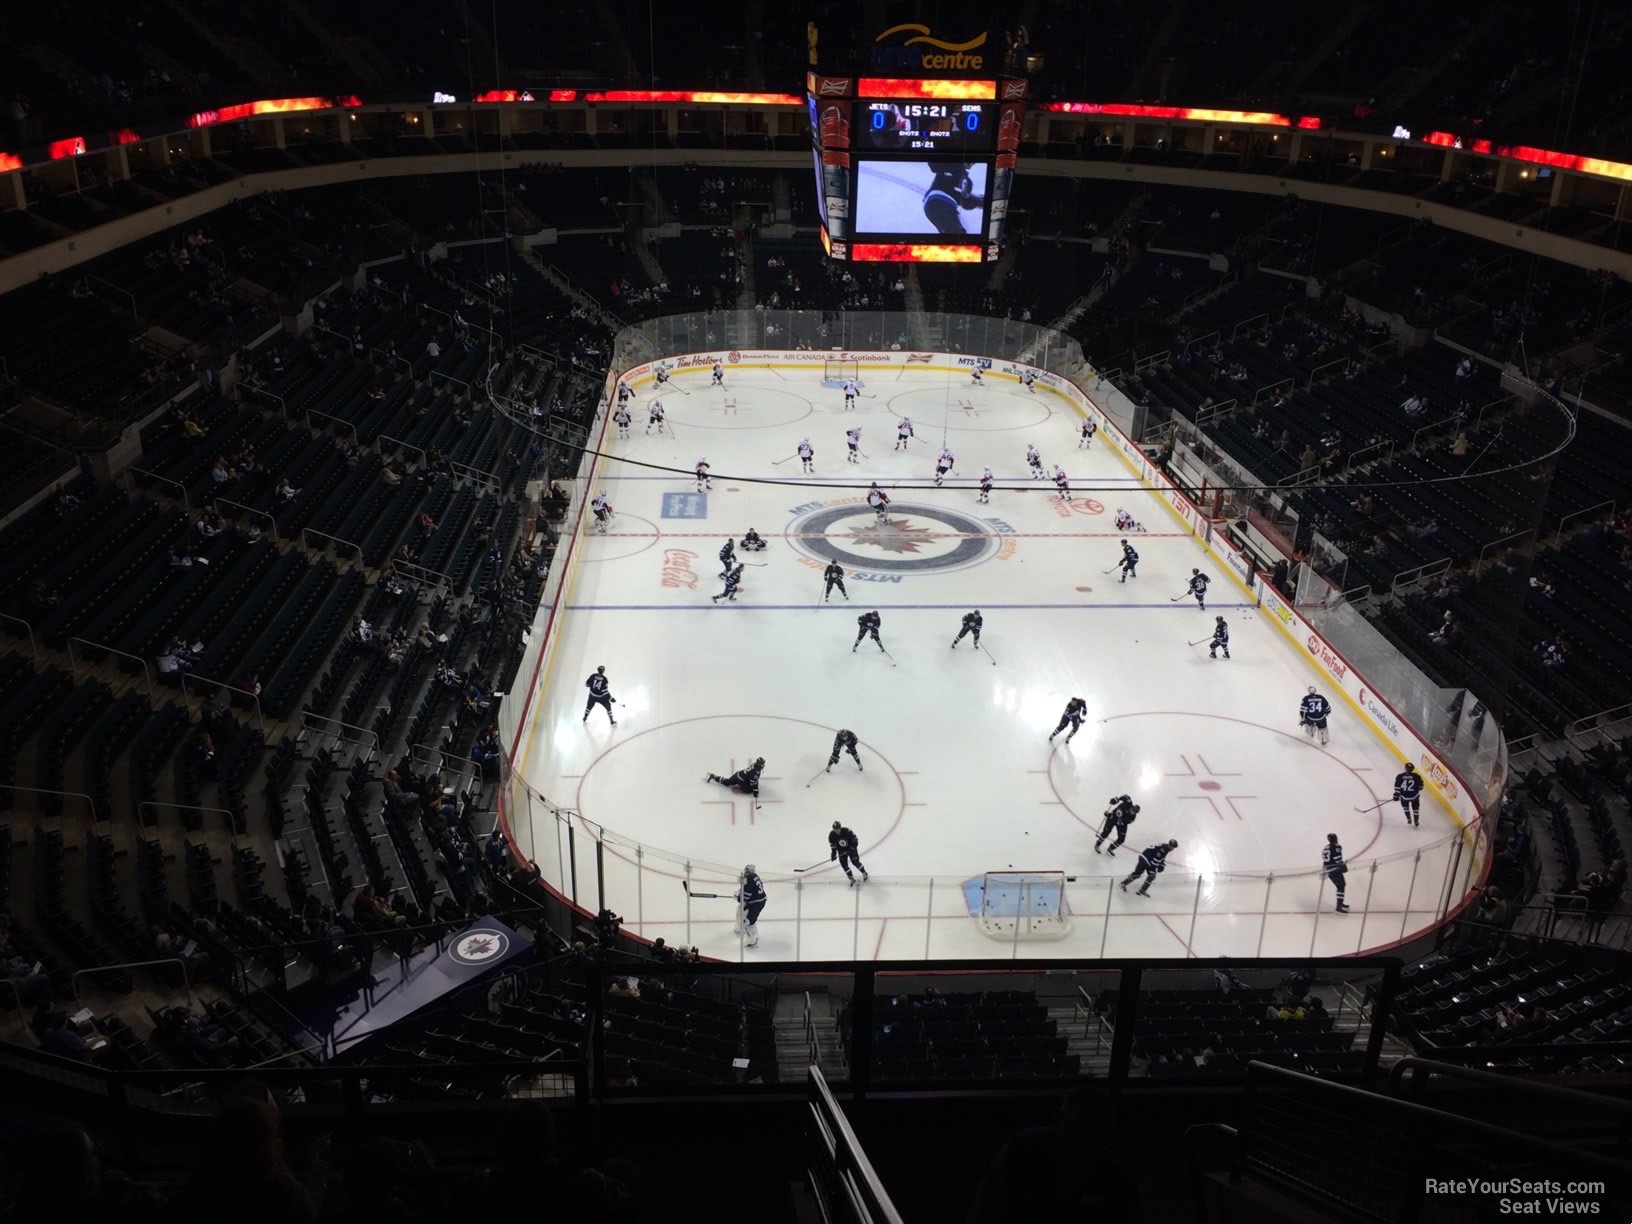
<box><xmin>306</xmin><ymin>407</ymin><xmax>359</xmax><ymax>445</ymax></box>
<box><xmin>1230</xmin><ymin>311</ymin><xmax>1267</xmax><ymax>340</ymax></box>
<box><xmin>1305</xmin><ymin>355</ymin><xmax>1349</xmax><ymax>388</ymax></box>
<box><xmin>123</xmin><ymin>466</ymin><xmax>190</xmax><ymax>512</ymax></box>
<box><xmin>1475</xmin><ymin>526</ymin><xmax>1534</xmax><ymax>576</ymax></box>
<box><xmin>1553</xmin><ymin>497</ymin><xmax>1615</xmax><ymax>546</ymax></box>
<box><xmin>371</xmin><ymin>345</ymin><xmax>414</xmax><ymax>381</ymax></box>
<box><xmin>409</xmin><ymin>741</ymin><xmax>481</xmax><ymax>783</ymax></box>
<box><xmin>212</xmin><ymin>496</ymin><xmax>280</xmax><ymax>542</ymax></box>
<box><xmin>807</xmin><ymin>1067</ymin><xmax>905</xmax><ymax>1224</ymax></box>
<box><xmin>1133</xmin><ymin>349</ymin><xmax>1170</xmax><ymax>372</ymax></box>
<box><xmin>72</xmin><ymin>959</ymin><xmax>191</xmax><ymax>1010</ymax></box>
<box><xmin>391</xmin><ymin>557</ymin><xmax>457</xmax><ymax>590</ymax></box>
<box><xmin>1344</xmin><ymin>438</ymin><xmax>1393</xmax><ymax>471</ymax></box>
<box><xmin>0</xmin><ymin>783</ymin><xmax>100</xmax><ymax>822</ymax></box>
<box><xmin>1194</xmin><ymin>397</ymin><xmax>1237</xmax><ymax>426</ymax></box>
<box><xmin>1564</xmin><ymin>702</ymin><xmax>1632</xmax><ymax>751</ymax></box>
<box><xmin>67</xmin><ymin>637</ymin><xmax>154</xmax><ymax>699</ymax></box>
<box><xmin>429</xmin><ymin>369</ymin><xmax>472</xmax><ymax>399</ymax></box>
<box><xmin>138</xmin><ymin>799</ymin><xmax>243</xmax><ymax>833</ymax></box>
<box><xmin>0</xmin><ymin>612</ymin><xmax>38</xmax><ymax>660</ymax></box>
<box><xmin>301</xmin><ymin>527</ymin><xmax>363</xmax><ymax>558</ymax></box>
<box><xmin>85</xmin><ymin>273</ymin><xmax>139</xmax><ymax>319</ymax></box>
<box><xmin>300</xmin><ymin>710</ymin><xmax>380</xmax><ymax>757</ymax></box>
<box><xmin>180</xmin><ymin>671</ymin><xmax>268</xmax><ymax>734</ymax></box>
<box><xmin>1387</xmin><ymin>1055</ymin><xmax>1632</xmax><ymax>1114</ymax></box>
<box><xmin>377</xmin><ymin>433</ymin><xmax>428</xmax><ymax>467</ymax></box>
<box><xmin>448</xmin><ymin>457</ymin><xmax>501</xmax><ymax>492</ymax></box>
<box><xmin>237</xmin><ymin>382</ymin><xmax>287</xmax><ymax>416</ymax></box>
<box><xmin>1390</xmin><ymin>556</ymin><xmax>1450</xmax><ymax>597</ymax></box>
<box><xmin>1410</xmin><ymin>413</ymin><xmax>1460</xmax><ymax>450</ymax></box>
<box><xmin>1252</xmin><ymin>376</ymin><xmax>1292</xmax><ymax>406</ymax></box>
<box><xmin>1275</xmin><ymin>462</ymin><xmax>1321</xmax><ymax>488</ymax></box>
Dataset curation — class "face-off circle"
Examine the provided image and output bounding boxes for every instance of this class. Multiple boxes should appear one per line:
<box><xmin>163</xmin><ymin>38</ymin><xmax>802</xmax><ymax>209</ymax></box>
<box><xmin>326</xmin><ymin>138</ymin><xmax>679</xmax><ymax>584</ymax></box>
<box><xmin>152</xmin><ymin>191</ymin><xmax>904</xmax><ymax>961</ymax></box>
<box><xmin>785</xmin><ymin>502</ymin><xmax>1002</xmax><ymax>575</ymax></box>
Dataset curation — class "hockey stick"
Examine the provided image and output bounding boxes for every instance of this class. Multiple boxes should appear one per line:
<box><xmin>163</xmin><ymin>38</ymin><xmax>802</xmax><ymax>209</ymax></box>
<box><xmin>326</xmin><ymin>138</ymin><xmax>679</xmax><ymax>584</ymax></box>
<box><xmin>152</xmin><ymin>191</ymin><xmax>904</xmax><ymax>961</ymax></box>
<box><xmin>977</xmin><ymin>641</ymin><xmax>997</xmax><ymax>667</ymax></box>
<box><xmin>771</xmin><ymin>454</ymin><xmax>799</xmax><ymax>465</ymax></box>
<box><xmin>859</xmin><ymin>391</ymin><xmax>877</xmax><ymax>398</ymax></box>
<box><xmin>1169</xmin><ymin>592</ymin><xmax>1189</xmax><ymax>602</ymax></box>
<box><xmin>740</xmin><ymin>562</ymin><xmax>769</xmax><ymax>567</ymax></box>
<box><xmin>680</xmin><ymin>881</ymin><xmax>725</xmax><ymax>899</ymax></box>
<box><xmin>804</xmin><ymin>770</ymin><xmax>826</xmax><ymax>788</ymax></box>
<box><xmin>1352</xmin><ymin>798</ymin><xmax>1392</xmax><ymax>813</ymax></box>
<box><xmin>793</xmin><ymin>858</ymin><xmax>831</xmax><ymax>872</ymax></box>
<box><xmin>670</xmin><ymin>383</ymin><xmax>691</xmax><ymax>396</ymax></box>
<box><xmin>1187</xmin><ymin>638</ymin><xmax>1209</xmax><ymax>647</ymax></box>
<box><xmin>879</xmin><ymin>646</ymin><xmax>898</xmax><ymax>668</ymax></box>
<box><xmin>1102</xmin><ymin>564</ymin><xmax>1121</xmax><ymax>574</ymax></box>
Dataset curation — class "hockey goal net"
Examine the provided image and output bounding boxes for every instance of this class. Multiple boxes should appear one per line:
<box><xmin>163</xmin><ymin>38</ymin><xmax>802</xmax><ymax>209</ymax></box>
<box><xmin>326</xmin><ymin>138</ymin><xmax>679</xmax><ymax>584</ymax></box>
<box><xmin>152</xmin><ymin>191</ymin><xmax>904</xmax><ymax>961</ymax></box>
<box><xmin>975</xmin><ymin>871</ymin><xmax>1072</xmax><ymax>941</ymax></box>
<box><xmin>822</xmin><ymin>357</ymin><xmax>860</xmax><ymax>385</ymax></box>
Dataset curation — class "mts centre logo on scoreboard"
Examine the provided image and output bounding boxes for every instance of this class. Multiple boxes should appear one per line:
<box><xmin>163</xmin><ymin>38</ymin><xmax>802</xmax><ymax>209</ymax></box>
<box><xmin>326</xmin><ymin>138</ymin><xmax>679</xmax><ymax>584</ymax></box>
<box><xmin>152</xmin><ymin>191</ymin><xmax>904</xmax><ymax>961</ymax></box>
<box><xmin>871</xmin><ymin>23</ymin><xmax>989</xmax><ymax>71</ymax></box>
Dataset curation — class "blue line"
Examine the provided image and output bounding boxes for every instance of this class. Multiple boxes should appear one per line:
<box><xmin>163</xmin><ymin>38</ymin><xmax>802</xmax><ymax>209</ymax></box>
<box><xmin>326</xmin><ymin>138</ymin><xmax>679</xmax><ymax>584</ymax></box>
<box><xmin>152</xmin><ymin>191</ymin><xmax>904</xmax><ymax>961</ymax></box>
<box><xmin>566</xmin><ymin>602</ymin><xmax>1258</xmax><ymax>612</ymax></box>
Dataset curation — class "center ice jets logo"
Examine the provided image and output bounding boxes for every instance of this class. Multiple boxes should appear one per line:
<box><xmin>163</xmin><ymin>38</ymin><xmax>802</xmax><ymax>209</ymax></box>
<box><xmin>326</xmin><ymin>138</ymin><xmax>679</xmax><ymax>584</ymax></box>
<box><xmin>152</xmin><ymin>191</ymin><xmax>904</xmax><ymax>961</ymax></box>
<box><xmin>788</xmin><ymin>502</ymin><xmax>999</xmax><ymax>575</ymax></box>
<box><xmin>450</xmin><ymin>929</ymin><xmax>509</xmax><ymax>965</ymax></box>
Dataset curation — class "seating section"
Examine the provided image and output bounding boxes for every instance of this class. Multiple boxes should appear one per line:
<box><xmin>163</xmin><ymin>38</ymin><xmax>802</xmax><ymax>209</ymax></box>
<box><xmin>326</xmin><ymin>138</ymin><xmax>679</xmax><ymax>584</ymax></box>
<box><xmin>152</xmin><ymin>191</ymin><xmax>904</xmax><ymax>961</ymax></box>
<box><xmin>841</xmin><ymin>989</ymin><xmax>1079</xmax><ymax>1081</ymax></box>
<box><xmin>1393</xmin><ymin>945</ymin><xmax>1632</xmax><ymax>1072</ymax></box>
<box><xmin>1103</xmin><ymin>987</ymin><xmax>1361</xmax><ymax>1077</ymax></box>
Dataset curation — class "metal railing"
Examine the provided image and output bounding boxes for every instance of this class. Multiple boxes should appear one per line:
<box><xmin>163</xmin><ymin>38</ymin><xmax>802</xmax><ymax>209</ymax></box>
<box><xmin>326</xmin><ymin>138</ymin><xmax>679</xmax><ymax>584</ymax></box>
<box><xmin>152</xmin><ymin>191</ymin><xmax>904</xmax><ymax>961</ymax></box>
<box><xmin>179</xmin><ymin>672</ymin><xmax>268</xmax><ymax>734</ymax></box>
<box><xmin>807</xmin><ymin>1067</ymin><xmax>905</xmax><ymax>1224</ymax></box>
<box><xmin>122</xmin><ymin>466</ymin><xmax>190</xmax><ymax>512</ymax></box>
<box><xmin>1252</xmin><ymin>376</ymin><xmax>1293</xmax><ymax>406</ymax></box>
<box><xmin>1390</xmin><ymin>557</ymin><xmax>1451</xmax><ymax>597</ymax></box>
<box><xmin>1554</xmin><ymin>497</ymin><xmax>1615</xmax><ymax>545</ymax></box>
<box><xmin>73</xmin><ymin>959</ymin><xmax>191</xmax><ymax>1010</ymax></box>
<box><xmin>1475</xmin><ymin>527</ymin><xmax>1535</xmax><ymax>575</ymax></box>
<box><xmin>1230</xmin><ymin>312</ymin><xmax>1268</xmax><ymax>340</ymax></box>
<box><xmin>429</xmin><ymin>369</ymin><xmax>472</xmax><ymax>399</ymax></box>
<box><xmin>300</xmin><ymin>710</ymin><xmax>380</xmax><ymax>758</ymax></box>
<box><xmin>67</xmin><ymin>637</ymin><xmax>155</xmax><ymax>698</ymax></box>
<box><xmin>85</xmin><ymin>273</ymin><xmax>138</xmax><ymax>319</ymax></box>
<box><xmin>138</xmin><ymin>799</ymin><xmax>242</xmax><ymax>833</ymax></box>
<box><xmin>301</xmin><ymin>527</ymin><xmax>363</xmax><ymax>559</ymax></box>
<box><xmin>212</xmin><ymin>496</ymin><xmax>279</xmax><ymax>542</ymax></box>
<box><xmin>390</xmin><ymin>557</ymin><xmax>457</xmax><ymax>591</ymax></box>
<box><xmin>306</xmin><ymin>407</ymin><xmax>359</xmax><ymax>444</ymax></box>
<box><xmin>377</xmin><ymin>433</ymin><xmax>427</xmax><ymax>467</ymax></box>
<box><xmin>0</xmin><ymin>612</ymin><xmax>38</xmax><ymax>659</ymax></box>
<box><xmin>1306</xmin><ymin>356</ymin><xmax>1350</xmax><ymax>388</ymax></box>
<box><xmin>237</xmin><ymin>382</ymin><xmax>287</xmax><ymax>416</ymax></box>
<box><xmin>1</xmin><ymin>783</ymin><xmax>100</xmax><ymax>823</ymax></box>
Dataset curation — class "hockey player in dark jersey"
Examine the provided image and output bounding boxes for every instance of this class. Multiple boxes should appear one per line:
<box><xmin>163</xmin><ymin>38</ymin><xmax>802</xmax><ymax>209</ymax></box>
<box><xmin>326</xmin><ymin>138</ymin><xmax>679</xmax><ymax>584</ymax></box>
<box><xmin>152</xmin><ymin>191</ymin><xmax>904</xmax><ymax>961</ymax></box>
<box><xmin>1322</xmin><ymin>834</ymin><xmax>1349</xmax><ymax>912</ymax></box>
<box><xmin>1119</xmin><ymin>540</ymin><xmax>1139</xmax><ymax>583</ymax></box>
<box><xmin>736</xmin><ymin>865</ymin><xmax>766</xmax><ymax>946</ymax></box>
<box><xmin>718</xmin><ymin>538</ymin><xmax>736</xmax><ymax>578</ymax></box>
<box><xmin>1209</xmin><ymin>616</ymin><xmax>1230</xmax><ymax>659</ymax></box>
<box><xmin>853</xmin><ymin>610</ymin><xmax>884</xmax><ymax>652</ymax></box>
<box><xmin>1393</xmin><ymin>762</ymin><xmax>1423</xmax><ymax>827</ymax></box>
<box><xmin>951</xmin><ymin>610</ymin><xmax>983</xmax><ymax>649</ymax></box>
<box><xmin>1049</xmin><ymin>697</ymin><xmax>1088</xmax><ymax>743</ymax></box>
<box><xmin>1187</xmin><ymin>569</ymin><xmax>1210</xmax><ymax>610</ymax></box>
<box><xmin>711</xmin><ymin>563</ymin><xmax>744</xmax><ymax>603</ymax></box>
<box><xmin>1300</xmin><ymin>686</ymin><xmax>1331</xmax><ymax>745</ymax></box>
<box><xmin>1095</xmin><ymin>795</ymin><xmax>1139</xmax><ymax>855</ymax></box>
<box><xmin>829</xmin><ymin>822</ymin><xmax>869</xmax><ymax>884</ymax></box>
<box><xmin>921</xmin><ymin>161</ymin><xmax>980</xmax><ymax>235</ymax></box>
<box><xmin>1121</xmin><ymin>839</ymin><xmax>1178</xmax><ymax>896</ymax></box>
<box><xmin>740</xmin><ymin>528</ymin><xmax>767</xmax><ymax>551</ymax></box>
<box><xmin>823</xmin><ymin>561</ymin><xmax>849</xmax><ymax>602</ymax></box>
<box><xmin>582</xmin><ymin>665</ymin><xmax>616</xmax><ymax>725</ymax></box>
<box><xmin>706</xmin><ymin>757</ymin><xmax>766</xmax><ymax>797</ymax></box>
<box><xmin>827</xmin><ymin>729</ymin><xmax>862</xmax><ymax>772</ymax></box>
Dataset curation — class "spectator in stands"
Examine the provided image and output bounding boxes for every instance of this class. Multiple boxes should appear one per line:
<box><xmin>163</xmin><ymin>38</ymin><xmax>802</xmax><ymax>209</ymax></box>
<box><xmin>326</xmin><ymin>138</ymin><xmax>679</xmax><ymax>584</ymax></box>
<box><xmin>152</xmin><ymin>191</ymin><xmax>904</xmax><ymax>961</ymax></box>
<box><xmin>156</xmin><ymin>641</ymin><xmax>193</xmax><ymax>676</ymax></box>
<box><xmin>193</xmin><ymin>733</ymin><xmax>216</xmax><ymax>767</ymax></box>
<box><xmin>1406</xmin><ymin>516</ymin><xmax>1440</xmax><ymax>540</ymax></box>
<box><xmin>352</xmin><ymin>617</ymin><xmax>374</xmax><ymax>646</ymax></box>
<box><xmin>471</xmin><ymin>727</ymin><xmax>502</xmax><ymax>774</ymax></box>
<box><xmin>1472</xmin><ymin>885</ymin><xmax>1511</xmax><ymax>945</ymax></box>
<box><xmin>32</xmin><ymin>1006</ymin><xmax>89</xmax><ymax>1060</ymax></box>
<box><xmin>174</xmin><ymin>1097</ymin><xmax>315</xmax><ymax>1224</ymax></box>
<box><xmin>426</xmin><ymin>338</ymin><xmax>441</xmax><ymax>359</ymax></box>
<box><xmin>967</xmin><ymin>1082</ymin><xmax>1141</xmax><ymax>1222</ymax></box>
<box><xmin>0</xmin><ymin>923</ymin><xmax>49</xmax><ymax>1006</ymax></box>
<box><xmin>1213</xmin><ymin>961</ymin><xmax>1246</xmax><ymax>995</ymax></box>
<box><xmin>1298</xmin><ymin>442</ymin><xmax>1316</xmax><ymax>470</ymax></box>
<box><xmin>1429</xmin><ymin>610</ymin><xmax>1460</xmax><ymax>647</ymax></box>
<box><xmin>1536</xmin><ymin>636</ymin><xmax>1567</xmax><ymax>668</ymax></box>
<box><xmin>274</xmin><ymin>478</ymin><xmax>299</xmax><ymax>503</ymax></box>
<box><xmin>1530</xmin><ymin>573</ymin><xmax>1556</xmax><ymax>599</ymax></box>
<box><xmin>210</xmin><ymin>456</ymin><xmax>233</xmax><ymax>486</ymax></box>
<box><xmin>381</xmin><ymin>463</ymin><xmax>403</xmax><ymax>487</ymax></box>
<box><xmin>1455</xmin><ymin>356</ymin><xmax>1473</xmax><ymax>382</ymax></box>
<box><xmin>195</xmin><ymin>513</ymin><xmax>222</xmax><ymax>539</ymax></box>
<box><xmin>1451</xmin><ymin>430</ymin><xmax>1470</xmax><ymax>458</ymax></box>
<box><xmin>1350</xmin><ymin>492</ymin><xmax>1377</xmax><ymax>517</ymax></box>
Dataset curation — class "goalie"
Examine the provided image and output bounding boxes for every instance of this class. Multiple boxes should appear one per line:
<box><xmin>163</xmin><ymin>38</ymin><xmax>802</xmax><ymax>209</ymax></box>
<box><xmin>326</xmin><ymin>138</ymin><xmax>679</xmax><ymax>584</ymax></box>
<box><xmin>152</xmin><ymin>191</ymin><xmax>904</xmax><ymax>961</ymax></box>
<box><xmin>1299</xmin><ymin>687</ymin><xmax>1332</xmax><ymax>746</ymax></box>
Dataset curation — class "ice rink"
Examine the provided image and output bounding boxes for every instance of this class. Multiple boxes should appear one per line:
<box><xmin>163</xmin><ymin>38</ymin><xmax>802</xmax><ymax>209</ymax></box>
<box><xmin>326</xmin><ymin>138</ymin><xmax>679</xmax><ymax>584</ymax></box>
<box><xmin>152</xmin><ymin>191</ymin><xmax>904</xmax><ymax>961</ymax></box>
<box><xmin>508</xmin><ymin>361</ymin><xmax>1469</xmax><ymax>962</ymax></box>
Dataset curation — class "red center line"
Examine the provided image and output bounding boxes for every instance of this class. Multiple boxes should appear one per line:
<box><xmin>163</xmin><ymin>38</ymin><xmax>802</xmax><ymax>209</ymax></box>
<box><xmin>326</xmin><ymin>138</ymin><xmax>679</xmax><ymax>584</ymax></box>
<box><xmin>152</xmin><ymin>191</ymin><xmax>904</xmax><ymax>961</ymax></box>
<box><xmin>598</xmin><ymin>531</ymin><xmax>1192</xmax><ymax>539</ymax></box>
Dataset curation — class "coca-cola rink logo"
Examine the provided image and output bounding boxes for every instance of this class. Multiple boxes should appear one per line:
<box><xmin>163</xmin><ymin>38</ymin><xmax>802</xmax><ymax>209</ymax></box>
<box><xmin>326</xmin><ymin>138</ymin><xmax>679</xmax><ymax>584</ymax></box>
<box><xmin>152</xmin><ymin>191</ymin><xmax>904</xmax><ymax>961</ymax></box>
<box><xmin>660</xmin><ymin>549</ymin><xmax>699</xmax><ymax>589</ymax></box>
<box><xmin>1306</xmin><ymin>635</ymin><xmax>1348</xmax><ymax>683</ymax></box>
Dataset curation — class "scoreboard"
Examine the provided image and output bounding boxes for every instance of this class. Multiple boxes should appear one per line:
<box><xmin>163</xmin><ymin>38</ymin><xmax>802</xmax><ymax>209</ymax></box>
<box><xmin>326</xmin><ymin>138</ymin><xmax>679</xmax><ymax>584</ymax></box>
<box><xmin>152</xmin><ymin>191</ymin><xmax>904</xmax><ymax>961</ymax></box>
<box><xmin>808</xmin><ymin>73</ymin><xmax>1026</xmax><ymax>262</ymax></box>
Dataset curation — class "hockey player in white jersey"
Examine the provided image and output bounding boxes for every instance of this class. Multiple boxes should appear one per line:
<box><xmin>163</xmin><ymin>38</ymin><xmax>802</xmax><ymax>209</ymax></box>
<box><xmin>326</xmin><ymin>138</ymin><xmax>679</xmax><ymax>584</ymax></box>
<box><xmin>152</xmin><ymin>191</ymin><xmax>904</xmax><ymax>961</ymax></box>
<box><xmin>969</xmin><ymin>365</ymin><xmax>984</xmax><ymax>386</ymax></box>
<box><xmin>646</xmin><ymin>400</ymin><xmax>666</xmax><ymax>434</ymax></box>
<box><xmin>695</xmin><ymin>458</ymin><xmax>713</xmax><ymax>493</ymax></box>
<box><xmin>978</xmin><ymin>466</ymin><xmax>994</xmax><ymax>504</ymax></box>
<box><xmin>895</xmin><ymin>417</ymin><xmax>914</xmax><ymax>451</ymax></box>
<box><xmin>613</xmin><ymin>403</ymin><xmax>632</xmax><ymax>439</ymax></box>
<box><xmin>1078</xmin><ymin>418</ymin><xmax>1097</xmax><ymax>449</ymax></box>
<box><xmin>797</xmin><ymin>438</ymin><xmax>815</xmax><ymax>474</ymax></box>
<box><xmin>866</xmin><ymin>483</ymin><xmax>890</xmax><ymax>523</ymax></box>
<box><xmin>1022</xmin><ymin>369</ymin><xmax>1037</xmax><ymax>393</ymax></box>
<box><xmin>591</xmin><ymin>492</ymin><xmax>613</xmax><ymax>533</ymax></box>
<box><xmin>1026</xmin><ymin>445</ymin><xmax>1044</xmax><ymax>479</ymax></box>
<box><xmin>1052</xmin><ymin>464</ymin><xmax>1072</xmax><ymax>502</ymax></box>
<box><xmin>842</xmin><ymin>379</ymin><xmax>859</xmax><ymax>410</ymax></box>
<box><xmin>845</xmin><ymin>426</ymin><xmax>862</xmax><ymax>464</ymax></box>
<box><xmin>934</xmin><ymin>447</ymin><xmax>955</xmax><ymax>487</ymax></box>
<box><xmin>711</xmin><ymin>360</ymin><xmax>724</xmax><ymax>387</ymax></box>
<box><xmin>1300</xmin><ymin>687</ymin><xmax>1332</xmax><ymax>745</ymax></box>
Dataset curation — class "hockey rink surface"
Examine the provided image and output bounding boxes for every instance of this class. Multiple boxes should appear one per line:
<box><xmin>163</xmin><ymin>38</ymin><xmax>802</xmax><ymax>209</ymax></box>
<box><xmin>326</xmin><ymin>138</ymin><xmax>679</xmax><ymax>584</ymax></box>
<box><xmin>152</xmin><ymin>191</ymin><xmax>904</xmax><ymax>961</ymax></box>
<box><xmin>510</xmin><ymin>362</ymin><xmax>1466</xmax><ymax>962</ymax></box>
